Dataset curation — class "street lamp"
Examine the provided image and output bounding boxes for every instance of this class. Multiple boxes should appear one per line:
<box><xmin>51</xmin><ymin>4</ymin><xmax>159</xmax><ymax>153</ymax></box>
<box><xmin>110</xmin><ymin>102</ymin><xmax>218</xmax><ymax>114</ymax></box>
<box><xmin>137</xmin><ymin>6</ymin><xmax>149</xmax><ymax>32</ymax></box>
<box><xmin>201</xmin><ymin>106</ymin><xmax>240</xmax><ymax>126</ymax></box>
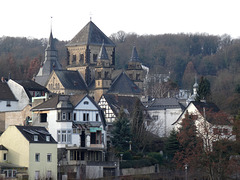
<box><xmin>129</xmin><ymin>141</ymin><xmax>132</xmax><ymax>151</ymax></box>
<box><xmin>184</xmin><ymin>164</ymin><xmax>188</xmax><ymax>180</ymax></box>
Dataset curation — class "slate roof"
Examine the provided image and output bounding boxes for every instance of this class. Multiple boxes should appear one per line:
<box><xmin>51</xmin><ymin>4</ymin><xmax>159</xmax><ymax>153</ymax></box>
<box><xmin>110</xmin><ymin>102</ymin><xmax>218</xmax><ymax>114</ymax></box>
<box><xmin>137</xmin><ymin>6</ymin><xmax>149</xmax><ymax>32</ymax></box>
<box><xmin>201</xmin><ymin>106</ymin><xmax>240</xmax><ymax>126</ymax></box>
<box><xmin>0</xmin><ymin>145</ymin><xmax>8</xmax><ymax>151</ymax></box>
<box><xmin>46</xmin><ymin>30</ymin><xmax>56</xmax><ymax>51</ymax></box>
<box><xmin>173</xmin><ymin>101</ymin><xmax>230</xmax><ymax>125</ymax></box>
<box><xmin>32</xmin><ymin>94</ymin><xmax>107</xmax><ymax>128</ymax></box>
<box><xmin>130</xmin><ymin>46</ymin><xmax>141</xmax><ymax>62</ymax></box>
<box><xmin>54</xmin><ymin>70</ymin><xmax>88</xmax><ymax>91</ymax></box>
<box><xmin>107</xmin><ymin>72</ymin><xmax>142</xmax><ymax>95</ymax></box>
<box><xmin>15</xmin><ymin>126</ymin><xmax>57</xmax><ymax>144</ymax></box>
<box><xmin>14</xmin><ymin>79</ymin><xmax>49</xmax><ymax>92</ymax></box>
<box><xmin>146</xmin><ymin>98</ymin><xmax>182</xmax><ymax>110</ymax></box>
<box><xmin>0</xmin><ymin>82</ymin><xmax>17</xmax><ymax>101</ymax></box>
<box><xmin>98</xmin><ymin>42</ymin><xmax>109</xmax><ymax>60</ymax></box>
<box><xmin>101</xmin><ymin>94</ymin><xmax>141</xmax><ymax>116</ymax></box>
<box><xmin>66</xmin><ymin>21</ymin><xmax>115</xmax><ymax>47</ymax></box>
<box><xmin>32</xmin><ymin>94</ymin><xmax>96</xmax><ymax>110</ymax></box>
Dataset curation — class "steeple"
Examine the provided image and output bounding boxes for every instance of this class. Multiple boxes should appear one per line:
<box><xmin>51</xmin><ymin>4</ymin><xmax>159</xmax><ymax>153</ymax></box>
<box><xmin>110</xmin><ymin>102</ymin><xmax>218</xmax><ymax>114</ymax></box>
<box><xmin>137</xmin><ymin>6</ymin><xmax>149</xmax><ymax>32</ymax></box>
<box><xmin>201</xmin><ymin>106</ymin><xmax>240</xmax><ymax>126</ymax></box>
<box><xmin>46</xmin><ymin>30</ymin><xmax>55</xmax><ymax>51</ymax></box>
<box><xmin>130</xmin><ymin>46</ymin><xmax>141</xmax><ymax>62</ymax></box>
<box><xmin>98</xmin><ymin>41</ymin><xmax>109</xmax><ymax>60</ymax></box>
<box><xmin>193</xmin><ymin>75</ymin><xmax>198</xmax><ymax>95</ymax></box>
<box><xmin>35</xmin><ymin>29</ymin><xmax>62</xmax><ymax>86</ymax></box>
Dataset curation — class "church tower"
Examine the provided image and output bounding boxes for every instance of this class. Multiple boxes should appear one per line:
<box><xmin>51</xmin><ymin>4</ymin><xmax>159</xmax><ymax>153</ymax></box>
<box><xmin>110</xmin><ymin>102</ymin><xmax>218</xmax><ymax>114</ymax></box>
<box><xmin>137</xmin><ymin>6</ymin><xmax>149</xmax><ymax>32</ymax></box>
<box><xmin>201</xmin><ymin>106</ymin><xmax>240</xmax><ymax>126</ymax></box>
<box><xmin>66</xmin><ymin>21</ymin><xmax>115</xmax><ymax>86</ymax></box>
<box><xmin>35</xmin><ymin>30</ymin><xmax>62</xmax><ymax>86</ymax></box>
<box><xmin>125</xmin><ymin>46</ymin><xmax>144</xmax><ymax>90</ymax></box>
<box><xmin>94</xmin><ymin>42</ymin><xmax>113</xmax><ymax>101</ymax></box>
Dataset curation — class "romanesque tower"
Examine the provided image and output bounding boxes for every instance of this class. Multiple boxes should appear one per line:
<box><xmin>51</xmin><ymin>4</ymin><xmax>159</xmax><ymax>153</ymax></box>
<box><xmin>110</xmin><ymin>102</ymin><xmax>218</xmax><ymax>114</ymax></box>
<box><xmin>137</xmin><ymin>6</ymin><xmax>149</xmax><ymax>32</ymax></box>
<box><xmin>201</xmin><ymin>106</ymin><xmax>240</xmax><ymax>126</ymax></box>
<box><xmin>66</xmin><ymin>21</ymin><xmax>116</xmax><ymax>86</ymax></box>
<box><xmin>125</xmin><ymin>46</ymin><xmax>144</xmax><ymax>90</ymax></box>
<box><xmin>94</xmin><ymin>42</ymin><xmax>113</xmax><ymax>101</ymax></box>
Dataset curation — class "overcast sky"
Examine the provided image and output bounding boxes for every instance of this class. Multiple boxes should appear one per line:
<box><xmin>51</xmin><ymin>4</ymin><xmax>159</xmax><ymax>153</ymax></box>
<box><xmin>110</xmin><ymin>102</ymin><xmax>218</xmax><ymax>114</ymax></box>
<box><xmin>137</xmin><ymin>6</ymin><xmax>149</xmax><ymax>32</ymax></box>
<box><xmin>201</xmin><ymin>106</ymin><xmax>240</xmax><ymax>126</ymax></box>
<box><xmin>1</xmin><ymin>0</ymin><xmax>240</xmax><ymax>41</ymax></box>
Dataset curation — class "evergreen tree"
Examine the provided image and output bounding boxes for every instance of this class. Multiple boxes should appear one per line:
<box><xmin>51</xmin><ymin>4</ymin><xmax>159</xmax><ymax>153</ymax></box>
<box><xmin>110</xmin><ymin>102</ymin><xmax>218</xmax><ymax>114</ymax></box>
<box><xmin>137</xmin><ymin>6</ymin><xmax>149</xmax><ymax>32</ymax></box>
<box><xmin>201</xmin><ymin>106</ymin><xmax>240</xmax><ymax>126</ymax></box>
<box><xmin>131</xmin><ymin>99</ymin><xmax>146</xmax><ymax>152</ymax></box>
<box><xmin>174</xmin><ymin>113</ymin><xmax>202</xmax><ymax>169</ymax></box>
<box><xmin>196</xmin><ymin>76</ymin><xmax>211</xmax><ymax>101</ymax></box>
<box><xmin>111</xmin><ymin>108</ymin><xmax>132</xmax><ymax>152</ymax></box>
<box><xmin>165</xmin><ymin>129</ymin><xmax>179</xmax><ymax>161</ymax></box>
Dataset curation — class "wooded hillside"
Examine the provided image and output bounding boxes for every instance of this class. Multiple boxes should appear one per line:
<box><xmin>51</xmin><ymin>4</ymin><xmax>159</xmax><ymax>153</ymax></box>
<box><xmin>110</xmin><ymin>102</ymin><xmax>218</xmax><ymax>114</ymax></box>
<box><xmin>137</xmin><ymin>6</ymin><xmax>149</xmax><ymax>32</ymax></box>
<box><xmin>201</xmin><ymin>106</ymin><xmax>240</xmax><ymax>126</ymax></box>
<box><xmin>1</xmin><ymin>33</ymin><xmax>240</xmax><ymax>114</ymax></box>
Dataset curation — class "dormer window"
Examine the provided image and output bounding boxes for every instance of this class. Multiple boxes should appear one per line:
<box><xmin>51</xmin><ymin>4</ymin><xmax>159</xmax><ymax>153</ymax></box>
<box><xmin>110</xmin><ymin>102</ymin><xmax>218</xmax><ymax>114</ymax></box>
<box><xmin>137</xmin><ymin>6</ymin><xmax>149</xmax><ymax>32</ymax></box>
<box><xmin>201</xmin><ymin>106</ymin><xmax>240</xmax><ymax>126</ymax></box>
<box><xmin>6</xmin><ymin>101</ymin><xmax>11</xmax><ymax>107</ymax></box>
<box><xmin>46</xmin><ymin>136</ymin><xmax>50</xmax><ymax>142</ymax></box>
<box><xmin>62</xmin><ymin>113</ymin><xmax>66</xmax><ymax>120</ymax></box>
<box><xmin>34</xmin><ymin>135</ymin><xmax>38</xmax><ymax>141</ymax></box>
<box><xmin>84</xmin><ymin>101</ymin><xmax>89</xmax><ymax>105</ymax></box>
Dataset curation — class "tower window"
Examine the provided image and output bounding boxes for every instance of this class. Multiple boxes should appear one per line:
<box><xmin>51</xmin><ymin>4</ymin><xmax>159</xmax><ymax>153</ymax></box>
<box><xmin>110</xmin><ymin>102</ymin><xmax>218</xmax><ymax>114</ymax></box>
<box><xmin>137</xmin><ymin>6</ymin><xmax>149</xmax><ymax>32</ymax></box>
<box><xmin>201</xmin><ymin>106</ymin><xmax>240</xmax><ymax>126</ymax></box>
<box><xmin>93</xmin><ymin>54</ymin><xmax>98</xmax><ymax>62</ymax></box>
<box><xmin>72</xmin><ymin>55</ymin><xmax>76</xmax><ymax>64</ymax></box>
<box><xmin>80</xmin><ymin>54</ymin><xmax>84</xmax><ymax>64</ymax></box>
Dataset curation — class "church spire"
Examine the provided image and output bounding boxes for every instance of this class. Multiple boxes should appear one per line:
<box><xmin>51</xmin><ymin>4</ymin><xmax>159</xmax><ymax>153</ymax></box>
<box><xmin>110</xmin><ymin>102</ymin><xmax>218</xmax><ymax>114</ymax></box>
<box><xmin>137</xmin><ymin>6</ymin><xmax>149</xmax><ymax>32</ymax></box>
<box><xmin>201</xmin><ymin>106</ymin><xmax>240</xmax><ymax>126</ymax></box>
<box><xmin>98</xmin><ymin>40</ymin><xmax>109</xmax><ymax>60</ymax></box>
<box><xmin>193</xmin><ymin>74</ymin><xmax>198</xmax><ymax>95</ymax></box>
<box><xmin>130</xmin><ymin>46</ymin><xmax>140</xmax><ymax>62</ymax></box>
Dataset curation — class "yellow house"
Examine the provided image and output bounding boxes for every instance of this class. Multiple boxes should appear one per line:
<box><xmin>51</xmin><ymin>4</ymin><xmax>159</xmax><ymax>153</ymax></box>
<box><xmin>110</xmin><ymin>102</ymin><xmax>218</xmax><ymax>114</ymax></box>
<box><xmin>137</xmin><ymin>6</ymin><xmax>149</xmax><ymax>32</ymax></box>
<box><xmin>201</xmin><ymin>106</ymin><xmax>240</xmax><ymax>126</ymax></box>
<box><xmin>0</xmin><ymin>125</ymin><xmax>57</xmax><ymax>179</ymax></box>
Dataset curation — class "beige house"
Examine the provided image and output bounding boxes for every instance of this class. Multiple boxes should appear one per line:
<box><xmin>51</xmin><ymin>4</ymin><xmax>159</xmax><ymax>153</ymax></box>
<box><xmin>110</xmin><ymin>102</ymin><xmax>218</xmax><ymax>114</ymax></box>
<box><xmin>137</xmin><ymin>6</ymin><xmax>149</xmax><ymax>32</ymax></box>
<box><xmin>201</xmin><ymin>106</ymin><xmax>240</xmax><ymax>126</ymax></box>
<box><xmin>0</xmin><ymin>125</ymin><xmax>57</xmax><ymax>179</ymax></box>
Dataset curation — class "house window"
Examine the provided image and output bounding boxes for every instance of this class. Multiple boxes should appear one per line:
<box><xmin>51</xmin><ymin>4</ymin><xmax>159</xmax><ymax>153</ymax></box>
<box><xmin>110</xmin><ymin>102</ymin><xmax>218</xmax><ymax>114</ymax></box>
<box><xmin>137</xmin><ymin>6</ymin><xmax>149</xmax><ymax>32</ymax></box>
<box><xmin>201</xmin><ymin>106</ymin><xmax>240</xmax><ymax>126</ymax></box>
<box><xmin>57</xmin><ymin>130</ymin><xmax>61</xmax><ymax>142</ymax></box>
<box><xmin>35</xmin><ymin>153</ymin><xmax>40</xmax><ymax>162</ymax></box>
<box><xmin>67</xmin><ymin>112</ymin><xmax>71</xmax><ymax>120</ymax></box>
<box><xmin>83</xmin><ymin>113</ymin><xmax>89</xmax><ymax>121</ymax></box>
<box><xmin>70</xmin><ymin>150</ymin><xmax>80</xmax><ymax>161</ymax></box>
<box><xmin>67</xmin><ymin>130</ymin><xmax>72</xmax><ymax>143</ymax></box>
<box><xmin>152</xmin><ymin>115</ymin><xmax>158</xmax><ymax>120</ymax></box>
<box><xmin>96</xmin><ymin>114</ymin><xmax>99</xmax><ymax>122</ymax></box>
<box><xmin>3</xmin><ymin>153</ymin><xmax>7</xmax><ymax>161</ymax></box>
<box><xmin>46</xmin><ymin>135</ymin><xmax>50</xmax><ymax>142</ymax></box>
<box><xmin>57</xmin><ymin>130</ymin><xmax>72</xmax><ymax>144</ymax></box>
<box><xmin>81</xmin><ymin>151</ymin><xmax>85</xmax><ymax>160</ymax></box>
<box><xmin>84</xmin><ymin>101</ymin><xmax>89</xmax><ymax>105</ymax></box>
<box><xmin>47</xmin><ymin>171</ymin><xmax>52</xmax><ymax>179</ymax></box>
<box><xmin>62</xmin><ymin>113</ymin><xmax>66</xmax><ymax>120</ymax></box>
<box><xmin>62</xmin><ymin>130</ymin><xmax>66</xmax><ymax>142</ymax></box>
<box><xmin>35</xmin><ymin>171</ymin><xmax>40</xmax><ymax>180</ymax></box>
<box><xmin>6</xmin><ymin>101</ymin><xmax>11</xmax><ymax>107</ymax></box>
<box><xmin>40</xmin><ymin>113</ymin><xmax>47</xmax><ymax>123</ymax></box>
<box><xmin>47</xmin><ymin>153</ymin><xmax>52</xmax><ymax>162</ymax></box>
<box><xmin>3</xmin><ymin>170</ymin><xmax>17</xmax><ymax>178</ymax></box>
<box><xmin>34</xmin><ymin>135</ymin><xmax>38</xmax><ymax>141</ymax></box>
<box><xmin>73</xmin><ymin>113</ymin><xmax>76</xmax><ymax>121</ymax></box>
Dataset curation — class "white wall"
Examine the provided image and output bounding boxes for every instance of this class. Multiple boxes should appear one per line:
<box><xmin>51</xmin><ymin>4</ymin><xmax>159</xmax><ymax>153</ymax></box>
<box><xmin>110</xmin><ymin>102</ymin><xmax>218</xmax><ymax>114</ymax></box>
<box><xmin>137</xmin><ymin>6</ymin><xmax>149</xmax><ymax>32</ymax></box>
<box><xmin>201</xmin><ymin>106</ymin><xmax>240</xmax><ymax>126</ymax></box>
<box><xmin>148</xmin><ymin>108</ymin><xmax>182</xmax><ymax>137</ymax></box>
<box><xmin>7</xmin><ymin>79</ymin><xmax>30</xmax><ymax>111</ymax></box>
<box><xmin>0</xmin><ymin>100</ymin><xmax>19</xmax><ymax>112</ymax></box>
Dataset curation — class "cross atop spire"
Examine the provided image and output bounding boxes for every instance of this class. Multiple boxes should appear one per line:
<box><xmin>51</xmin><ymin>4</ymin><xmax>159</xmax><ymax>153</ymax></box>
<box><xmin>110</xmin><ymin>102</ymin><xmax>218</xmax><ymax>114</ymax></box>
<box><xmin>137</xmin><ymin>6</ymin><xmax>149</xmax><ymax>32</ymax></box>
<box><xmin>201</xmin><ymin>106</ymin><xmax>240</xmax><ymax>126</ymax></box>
<box><xmin>89</xmin><ymin>12</ymin><xmax>93</xmax><ymax>21</ymax></box>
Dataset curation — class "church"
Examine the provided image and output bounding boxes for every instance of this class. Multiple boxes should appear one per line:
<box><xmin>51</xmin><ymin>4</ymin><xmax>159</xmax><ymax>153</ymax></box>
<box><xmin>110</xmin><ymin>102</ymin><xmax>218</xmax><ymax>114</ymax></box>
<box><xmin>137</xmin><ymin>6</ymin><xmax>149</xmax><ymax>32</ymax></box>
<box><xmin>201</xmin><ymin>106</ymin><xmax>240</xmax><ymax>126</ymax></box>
<box><xmin>35</xmin><ymin>21</ymin><xmax>145</xmax><ymax>101</ymax></box>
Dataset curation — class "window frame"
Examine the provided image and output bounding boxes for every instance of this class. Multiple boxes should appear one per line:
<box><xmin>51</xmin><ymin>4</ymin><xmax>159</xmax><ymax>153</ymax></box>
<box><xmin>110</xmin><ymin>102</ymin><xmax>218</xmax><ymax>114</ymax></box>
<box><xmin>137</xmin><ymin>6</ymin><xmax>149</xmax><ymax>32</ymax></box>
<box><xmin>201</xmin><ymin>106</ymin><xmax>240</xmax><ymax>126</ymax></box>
<box><xmin>47</xmin><ymin>153</ymin><xmax>52</xmax><ymax>162</ymax></box>
<box><xmin>35</xmin><ymin>153</ymin><xmax>40</xmax><ymax>162</ymax></box>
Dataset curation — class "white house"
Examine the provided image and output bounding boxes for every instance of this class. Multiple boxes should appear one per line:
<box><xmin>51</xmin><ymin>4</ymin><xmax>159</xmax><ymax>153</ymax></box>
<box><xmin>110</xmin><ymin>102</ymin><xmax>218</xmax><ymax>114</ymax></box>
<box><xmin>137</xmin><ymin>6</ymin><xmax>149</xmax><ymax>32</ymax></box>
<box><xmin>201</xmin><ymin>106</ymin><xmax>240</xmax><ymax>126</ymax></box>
<box><xmin>144</xmin><ymin>98</ymin><xmax>183</xmax><ymax>137</ymax></box>
<box><xmin>0</xmin><ymin>79</ymin><xmax>49</xmax><ymax>132</ymax></box>
<box><xmin>31</xmin><ymin>94</ymin><xmax>107</xmax><ymax>179</ymax></box>
<box><xmin>172</xmin><ymin>101</ymin><xmax>235</xmax><ymax>149</ymax></box>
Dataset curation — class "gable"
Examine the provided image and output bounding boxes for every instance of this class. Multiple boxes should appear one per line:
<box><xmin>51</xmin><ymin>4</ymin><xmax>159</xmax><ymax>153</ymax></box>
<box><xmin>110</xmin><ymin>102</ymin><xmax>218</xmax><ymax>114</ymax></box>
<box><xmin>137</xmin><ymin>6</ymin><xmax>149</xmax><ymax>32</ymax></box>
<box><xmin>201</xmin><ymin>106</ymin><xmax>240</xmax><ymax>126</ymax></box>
<box><xmin>75</xmin><ymin>96</ymin><xmax>98</xmax><ymax>111</ymax></box>
<box><xmin>45</xmin><ymin>71</ymin><xmax>62</xmax><ymax>90</ymax></box>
